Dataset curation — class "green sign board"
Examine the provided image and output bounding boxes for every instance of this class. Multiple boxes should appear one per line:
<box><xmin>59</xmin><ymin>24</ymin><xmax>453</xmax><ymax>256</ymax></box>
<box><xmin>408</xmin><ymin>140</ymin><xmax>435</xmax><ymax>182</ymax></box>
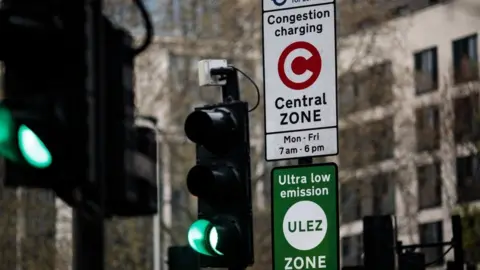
<box><xmin>271</xmin><ymin>163</ymin><xmax>339</xmax><ymax>270</ymax></box>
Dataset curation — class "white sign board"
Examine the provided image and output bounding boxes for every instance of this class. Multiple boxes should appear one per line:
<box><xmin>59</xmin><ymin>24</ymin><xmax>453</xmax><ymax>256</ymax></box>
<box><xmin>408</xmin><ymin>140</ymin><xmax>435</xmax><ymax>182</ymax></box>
<box><xmin>262</xmin><ymin>0</ymin><xmax>338</xmax><ymax>161</ymax></box>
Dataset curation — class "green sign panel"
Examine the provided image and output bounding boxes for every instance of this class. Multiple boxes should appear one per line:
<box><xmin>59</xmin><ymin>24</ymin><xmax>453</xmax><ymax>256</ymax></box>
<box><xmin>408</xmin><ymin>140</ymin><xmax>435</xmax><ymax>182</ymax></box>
<box><xmin>271</xmin><ymin>163</ymin><xmax>339</xmax><ymax>270</ymax></box>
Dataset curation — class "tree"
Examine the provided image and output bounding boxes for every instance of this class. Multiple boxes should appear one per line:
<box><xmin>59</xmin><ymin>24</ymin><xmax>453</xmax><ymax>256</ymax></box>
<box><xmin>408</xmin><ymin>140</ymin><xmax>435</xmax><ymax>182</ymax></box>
<box><xmin>0</xmin><ymin>185</ymin><xmax>66</xmax><ymax>270</ymax></box>
<box><xmin>102</xmin><ymin>0</ymin><xmax>430</xmax><ymax>269</ymax></box>
<box><xmin>105</xmin><ymin>217</ymin><xmax>154</xmax><ymax>270</ymax></box>
<box><xmin>131</xmin><ymin>0</ymin><xmax>265</xmax><ymax>252</ymax></box>
<box><xmin>0</xmin><ymin>177</ymin><xmax>20</xmax><ymax>270</ymax></box>
<box><xmin>454</xmin><ymin>205</ymin><xmax>480</xmax><ymax>264</ymax></box>
<box><xmin>450</xmin><ymin>64</ymin><xmax>480</xmax><ymax>266</ymax></box>
<box><xmin>334</xmin><ymin>2</ymin><xmax>428</xmax><ymax>255</ymax></box>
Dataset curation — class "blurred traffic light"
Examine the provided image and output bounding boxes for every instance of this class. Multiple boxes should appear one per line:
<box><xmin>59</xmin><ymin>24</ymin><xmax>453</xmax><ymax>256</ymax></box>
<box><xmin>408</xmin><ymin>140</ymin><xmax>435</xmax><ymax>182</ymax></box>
<box><xmin>363</xmin><ymin>215</ymin><xmax>395</xmax><ymax>270</ymax></box>
<box><xmin>109</xmin><ymin>125</ymin><xmax>158</xmax><ymax>216</ymax></box>
<box><xmin>0</xmin><ymin>104</ymin><xmax>52</xmax><ymax>169</ymax></box>
<box><xmin>0</xmin><ymin>1</ymin><xmax>87</xmax><ymax>202</ymax></box>
<box><xmin>184</xmin><ymin>101</ymin><xmax>254</xmax><ymax>268</ymax></box>
<box><xmin>0</xmin><ymin>2</ymin><xmax>158</xmax><ymax>217</ymax></box>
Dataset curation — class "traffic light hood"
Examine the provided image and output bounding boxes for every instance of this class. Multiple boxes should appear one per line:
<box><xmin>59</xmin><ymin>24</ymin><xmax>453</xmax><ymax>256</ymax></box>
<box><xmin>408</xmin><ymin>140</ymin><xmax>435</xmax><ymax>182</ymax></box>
<box><xmin>187</xmin><ymin>216</ymin><xmax>242</xmax><ymax>258</ymax></box>
<box><xmin>0</xmin><ymin>102</ymin><xmax>53</xmax><ymax>169</ymax></box>
<box><xmin>186</xmin><ymin>164</ymin><xmax>241</xmax><ymax>202</ymax></box>
<box><xmin>184</xmin><ymin>107</ymin><xmax>239</xmax><ymax>154</ymax></box>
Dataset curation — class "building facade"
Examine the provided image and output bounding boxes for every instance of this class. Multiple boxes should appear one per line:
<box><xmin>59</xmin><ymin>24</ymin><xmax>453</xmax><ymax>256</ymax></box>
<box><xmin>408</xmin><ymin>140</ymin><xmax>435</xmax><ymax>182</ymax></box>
<box><xmin>2</xmin><ymin>0</ymin><xmax>479</xmax><ymax>269</ymax></box>
<box><xmin>336</xmin><ymin>1</ymin><xmax>480</xmax><ymax>267</ymax></box>
<box><xmin>139</xmin><ymin>1</ymin><xmax>480</xmax><ymax>268</ymax></box>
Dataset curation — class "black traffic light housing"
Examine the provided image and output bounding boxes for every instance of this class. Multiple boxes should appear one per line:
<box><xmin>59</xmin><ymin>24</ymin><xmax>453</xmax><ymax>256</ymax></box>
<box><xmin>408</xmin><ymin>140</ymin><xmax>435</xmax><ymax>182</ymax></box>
<box><xmin>110</xmin><ymin>125</ymin><xmax>158</xmax><ymax>216</ymax></box>
<box><xmin>168</xmin><ymin>246</ymin><xmax>199</xmax><ymax>270</ymax></box>
<box><xmin>0</xmin><ymin>2</ymin><xmax>158</xmax><ymax>218</ymax></box>
<box><xmin>399</xmin><ymin>252</ymin><xmax>425</xmax><ymax>270</ymax></box>
<box><xmin>363</xmin><ymin>215</ymin><xmax>395</xmax><ymax>270</ymax></box>
<box><xmin>0</xmin><ymin>1</ymin><xmax>88</xmax><ymax>206</ymax></box>
<box><xmin>185</xmin><ymin>100</ymin><xmax>254</xmax><ymax>268</ymax></box>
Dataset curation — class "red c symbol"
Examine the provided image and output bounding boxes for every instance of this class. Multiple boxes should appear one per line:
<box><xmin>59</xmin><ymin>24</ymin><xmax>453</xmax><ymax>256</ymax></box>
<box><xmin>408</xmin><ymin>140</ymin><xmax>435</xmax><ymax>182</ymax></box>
<box><xmin>278</xmin><ymin>41</ymin><xmax>322</xmax><ymax>91</ymax></box>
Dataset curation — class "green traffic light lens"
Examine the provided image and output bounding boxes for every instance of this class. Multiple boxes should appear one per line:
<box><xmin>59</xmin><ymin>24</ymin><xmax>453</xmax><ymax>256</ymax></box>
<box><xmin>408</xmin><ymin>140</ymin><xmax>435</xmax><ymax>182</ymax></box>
<box><xmin>17</xmin><ymin>125</ymin><xmax>52</xmax><ymax>169</ymax></box>
<box><xmin>208</xmin><ymin>226</ymin><xmax>223</xmax><ymax>255</ymax></box>
<box><xmin>188</xmin><ymin>219</ymin><xmax>216</xmax><ymax>256</ymax></box>
<box><xmin>0</xmin><ymin>105</ymin><xmax>21</xmax><ymax>162</ymax></box>
<box><xmin>0</xmin><ymin>106</ymin><xmax>13</xmax><ymax>144</ymax></box>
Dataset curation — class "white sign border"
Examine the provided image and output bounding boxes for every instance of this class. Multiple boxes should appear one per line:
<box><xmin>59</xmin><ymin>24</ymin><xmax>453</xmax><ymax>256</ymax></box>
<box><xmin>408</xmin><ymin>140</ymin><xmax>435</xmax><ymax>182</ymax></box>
<box><xmin>262</xmin><ymin>1</ymin><xmax>340</xmax><ymax>161</ymax></box>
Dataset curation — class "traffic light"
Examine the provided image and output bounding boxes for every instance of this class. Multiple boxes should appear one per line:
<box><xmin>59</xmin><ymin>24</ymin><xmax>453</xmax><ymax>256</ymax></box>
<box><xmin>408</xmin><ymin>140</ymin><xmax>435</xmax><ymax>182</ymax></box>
<box><xmin>399</xmin><ymin>252</ymin><xmax>425</xmax><ymax>270</ymax></box>
<box><xmin>363</xmin><ymin>215</ymin><xmax>395</xmax><ymax>270</ymax></box>
<box><xmin>168</xmin><ymin>246</ymin><xmax>199</xmax><ymax>270</ymax></box>
<box><xmin>0</xmin><ymin>1</ymin><xmax>88</xmax><ymax>206</ymax></box>
<box><xmin>0</xmin><ymin>3</ymin><xmax>157</xmax><ymax>216</ymax></box>
<box><xmin>102</xmin><ymin>21</ymin><xmax>158</xmax><ymax>217</ymax></box>
<box><xmin>451</xmin><ymin>215</ymin><xmax>465</xmax><ymax>270</ymax></box>
<box><xmin>184</xmin><ymin>100</ymin><xmax>254</xmax><ymax>268</ymax></box>
<box><xmin>109</xmin><ymin>124</ymin><xmax>158</xmax><ymax>216</ymax></box>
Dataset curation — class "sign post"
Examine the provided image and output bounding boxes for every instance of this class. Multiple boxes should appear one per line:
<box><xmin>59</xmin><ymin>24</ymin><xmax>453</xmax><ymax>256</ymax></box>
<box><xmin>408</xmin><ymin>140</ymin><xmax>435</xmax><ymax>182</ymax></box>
<box><xmin>271</xmin><ymin>163</ymin><xmax>339</xmax><ymax>270</ymax></box>
<box><xmin>262</xmin><ymin>0</ymin><xmax>338</xmax><ymax>161</ymax></box>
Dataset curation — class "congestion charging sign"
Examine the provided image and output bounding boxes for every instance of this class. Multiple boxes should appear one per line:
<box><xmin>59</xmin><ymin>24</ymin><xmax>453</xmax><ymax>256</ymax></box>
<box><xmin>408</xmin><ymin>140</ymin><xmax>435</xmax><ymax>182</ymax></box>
<box><xmin>271</xmin><ymin>163</ymin><xmax>339</xmax><ymax>270</ymax></box>
<box><xmin>262</xmin><ymin>0</ymin><xmax>338</xmax><ymax>161</ymax></box>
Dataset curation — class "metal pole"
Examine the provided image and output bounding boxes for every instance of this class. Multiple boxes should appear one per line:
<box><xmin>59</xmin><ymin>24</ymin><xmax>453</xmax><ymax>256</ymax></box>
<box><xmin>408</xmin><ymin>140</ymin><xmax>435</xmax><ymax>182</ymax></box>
<box><xmin>135</xmin><ymin>117</ymin><xmax>162</xmax><ymax>270</ymax></box>
<box><xmin>153</xmin><ymin>128</ymin><xmax>161</xmax><ymax>270</ymax></box>
<box><xmin>452</xmin><ymin>215</ymin><xmax>464</xmax><ymax>270</ymax></box>
<box><xmin>220</xmin><ymin>68</ymin><xmax>241</xmax><ymax>102</ymax></box>
<box><xmin>298</xmin><ymin>157</ymin><xmax>313</xmax><ymax>165</ymax></box>
<box><xmin>73</xmin><ymin>211</ymin><xmax>105</xmax><ymax>270</ymax></box>
<box><xmin>73</xmin><ymin>0</ymin><xmax>107</xmax><ymax>269</ymax></box>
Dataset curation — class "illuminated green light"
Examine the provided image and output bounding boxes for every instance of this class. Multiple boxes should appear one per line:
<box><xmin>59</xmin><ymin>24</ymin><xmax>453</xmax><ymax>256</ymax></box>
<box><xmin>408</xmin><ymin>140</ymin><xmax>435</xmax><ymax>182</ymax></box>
<box><xmin>188</xmin><ymin>219</ymin><xmax>216</xmax><ymax>256</ymax></box>
<box><xmin>0</xmin><ymin>105</ymin><xmax>20</xmax><ymax>162</ymax></box>
<box><xmin>0</xmin><ymin>106</ymin><xmax>13</xmax><ymax>144</ymax></box>
<box><xmin>209</xmin><ymin>226</ymin><xmax>223</xmax><ymax>255</ymax></box>
<box><xmin>17</xmin><ymin>125</ymin><xmax>52</xmax><ymax>169</ymax></box>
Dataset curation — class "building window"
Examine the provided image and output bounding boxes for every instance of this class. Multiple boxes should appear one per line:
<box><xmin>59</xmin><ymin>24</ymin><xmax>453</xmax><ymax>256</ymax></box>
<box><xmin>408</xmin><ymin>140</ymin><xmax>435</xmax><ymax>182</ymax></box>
<box><xmin>456</xmin><ymin>154</ymin><xmax>480</xmax><ymax>203</ymax></box>
<box><xmin>340</xmin><ymin>181</ymin><xmax>362</xmax><ymax>223</ymax></box>
<box><xmin>417</xmin><ymin>163</ymin><xmax>442</xmax><ymax>209</ymax></box>
<box><xmin>341</xmin><ymin>234</ymin><xmax>363</xmax><ymax>266</ymax></box>
<box><xmin>365</xmin><ymin>61</ymin><xmax>394</xmax><ymax>107</ymax></box>
<box><xmin>339</xmin><ymin>72</ymin><xmax>362</xmax><ymax>115</ymax></box>
<box><xmin>454</xmin><ymin>94</ymin><xmax>480</xmax><ymax>143</ymax></box>
<box><xmin>419</xmin><ymin>221</ymin><xmax>444</xmax><ymax>266</ymax></box>
<box><xmin>340</xmin><ymin>126</ymin><xmax>367</xmax><ymax>168</ymax></box>
<box><xmin>371</xmin><ymin>173</ymin><xmax>396</xmax><ymax>215</ymax></box>
<box><xmin>341</xmin><ymin>173</ymin><xmax>395</xmax><ymax>224</ymax></box>
<box><xmin>366</xmin><ymin>117</ymin><xmax>395</xmax><ymax>163</ymax></box>
<box><xmin>340</xmin><ymin>118</ymin><xmax>394</xmax><ymax>168</ymax></box>
<box><xmin>414</xmin><ymin>47</ymin><xmax>438</xmax><ymax>94</ymax></box>
<box><xmin>197</xmin><ymin>0</ymin><xmax>221</xmax><ymax>38</ymax></box>
<box><xmin>356</xmin><ymin>17</ymin><xmax>376</xmax><ymax>30</ymax></box>
<box><xmin>453</xmin><ymin>34</ymin><xmax>478</xmax><ymax>84</ymax></box>
<box><xmin>391</xmin><ymin>5</ymin><xmax>409</xmax><ymax>17</ymax></box>
<box><xmin>169</xmin><ymin>54</ymin><xmax>198</xmax><ymax>91</ymax></box>
<box><xmin>416</xmin><ymin>105</ymin><xmax>440</xmax><ymax>152</ymax></box>
<box><xmin>339</xmin><ymin>61</ymin><xmax>393</xmax><ymax>115</ymax></box>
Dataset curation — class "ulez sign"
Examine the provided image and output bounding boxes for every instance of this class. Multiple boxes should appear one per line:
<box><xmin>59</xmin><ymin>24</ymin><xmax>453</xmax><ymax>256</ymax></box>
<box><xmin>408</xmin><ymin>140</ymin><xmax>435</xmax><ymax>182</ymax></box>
<box><xmin>271</xmin><ymin>163</ymin><xmax>339</xmax><ymax>270</ymax></box>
